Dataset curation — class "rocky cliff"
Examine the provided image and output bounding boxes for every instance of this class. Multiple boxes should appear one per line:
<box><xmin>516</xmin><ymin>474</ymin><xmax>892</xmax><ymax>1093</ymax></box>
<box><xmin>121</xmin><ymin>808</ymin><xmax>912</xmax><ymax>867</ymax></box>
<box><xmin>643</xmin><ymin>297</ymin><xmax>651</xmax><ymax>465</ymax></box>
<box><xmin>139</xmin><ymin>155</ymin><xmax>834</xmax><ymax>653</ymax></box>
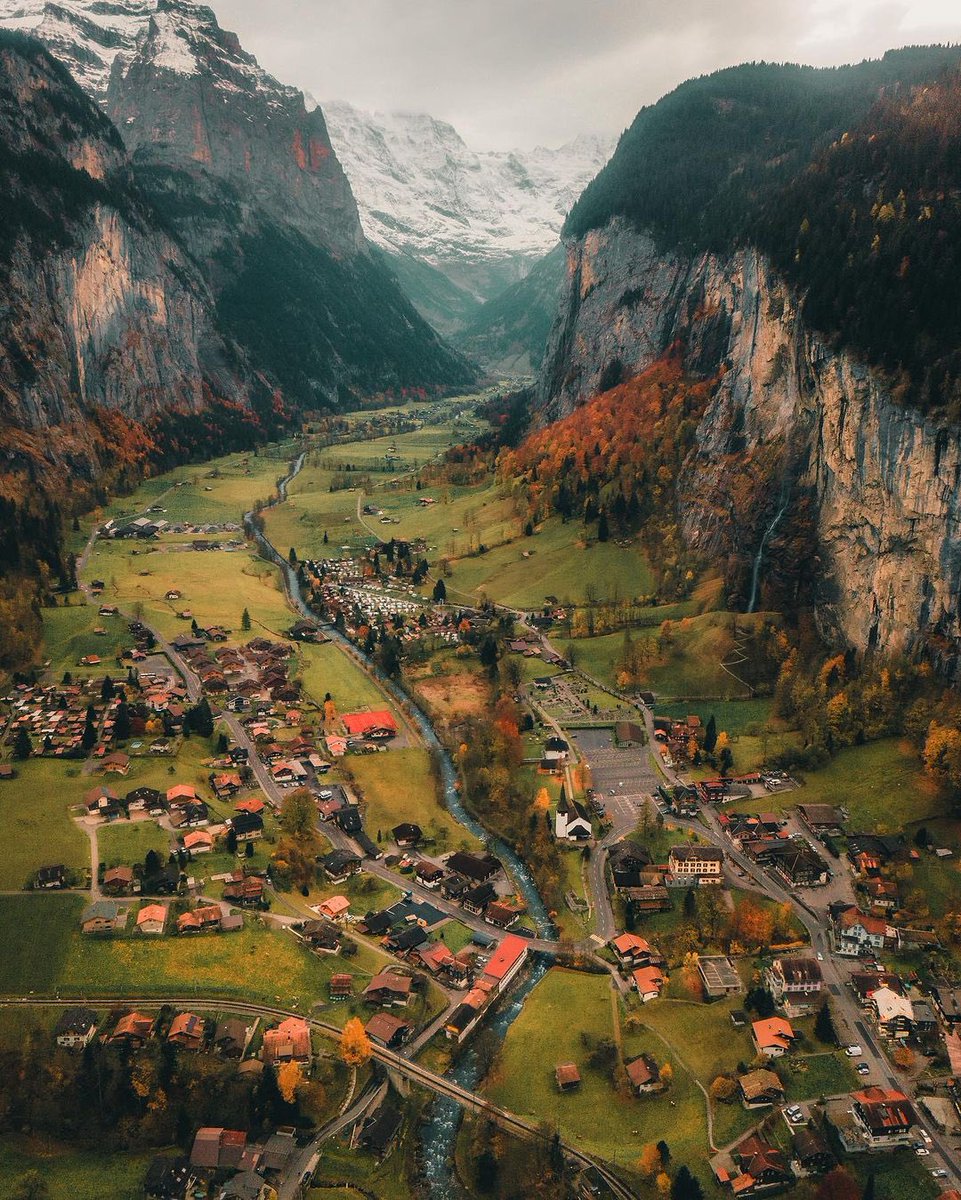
<box><xmin>538</xmin><ymin>218</ymin><xmax>961</xmax><ymax>674</ymax></box>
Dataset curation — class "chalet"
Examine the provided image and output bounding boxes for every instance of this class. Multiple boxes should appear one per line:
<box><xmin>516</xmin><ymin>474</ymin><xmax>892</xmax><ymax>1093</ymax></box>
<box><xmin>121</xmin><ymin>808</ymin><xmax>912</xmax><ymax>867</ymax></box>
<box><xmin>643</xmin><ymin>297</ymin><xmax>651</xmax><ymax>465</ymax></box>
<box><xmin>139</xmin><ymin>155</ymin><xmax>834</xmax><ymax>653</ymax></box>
<box><xmin>416</xmin><ymin>942</ymin><xmax>456</xmax><ymax>975</ymax></box>
<box><xmin>262</xmin><ymin>1017</ymin><xmax>311</xmax><ymax>1065</ymax></box>
<box><xmin>797</xmin><ymin>804</ymin><xmax>846</xmax><ymax>834</ymax></box>
<box><xmin>107</xmin><ymin>1011</ymin><xmax>155</xmax><ymax>1047</ymax></box>
<box><xmin>213</xmin><ymin>1018</ymin><xmax>250</xmax><ymax>1058</ymax></box>
<box><xmin>632</xmin><ymin>965</ymin><xmax>665</xmax><ymax>1002</ymax></box>
<box><xmin>850</xmin><ymin>971</ymin><xmax>904</xmax><ymax>1004</ymax></box>
<box><xmin>386</xmin><ymin>924</ymin><xmax>428</xmax><ymax>953</ymax></box>
<box><xmin>851</xmin><ymin>1086</ymin><xmax>916</xmax><ymax>1147</ymax></box>
<box><xmin>485</xmin><ymin>901</ymin><xmax>521</xmax><ymax>929</ymax></box>
<box><xmin>144</xmin><ymin>1156</ymin><xmax>195</xmax><ymax>1200</ymax></box>
<box><xmin>609</xmin><ymin>933</ymin><xmax>657</xmax><ymax>968</ymax></box>
<box><xmin>35</xmin><ymin>863</ymin><xmax>67</xmax><ymax>890</ymax></box>
<box><xmin>440</xmin><ymin>876</ymin><xmax>470</xmax><ymax>902</ymax></box>
<box><xmin>445</xmin><ymin>988</ymin><xmax>488</xmax><ymax>1043</ymax></box>
<box><xmin>870</xmin><ymin>986</ymin><xmax>914</xmax><ymax>1039</ymax></box>
<box><xmin>625</xmin><ymin>1053</ymin><xmax>664</xmax><ymax>1096</ymax></box>
<box><xmin>102</xmin><ymin>751</ymin><xmax>130</xmax><ymax>775</ymax></box>
<box><xmin>182</xmin><ymin>830</ymin><xmax>213</xmax><ymax>855</ymax></box>
<box><xmin>220</xmin><ymin>1170</ymin><xmax>273</xmax><ymax>1200</ymax></box>
<box><xmin>415</xmin><ymin>861</ymin><xmax>445</xmax><ymax>889</ymax></box>
<box><xmin>555</xmin><ymin>1062</ymin><xmax>581</xmax><ymax>1092</ymax></box>
<box><xmin>137</xmin><ymin>904</ymin><xmax>168</xmax><ymax>935</ymax></box>
<box><xmin>480</xmin><ymin>934</ymin><xmax>528</xmax><ymax>994</ymax></box>
<box><xmin>446</xmin><ymin>851</ymin><xmax>502</xmax><ymax>883</ymax></box>
<box><xmin>85</xmin><ymin>785</ymin><xmax>123</xmax><ymax>821</ymax></box>
<box><xmin>168</xmin><ymin>801</ymin><xmax>210</xmax><ymax>829</ymax></box>
<box><xmin>127</xmin><ymin>786</ymin><xmax>164</xmax><ymax>815</ymax></box>
<box><xmin>392</xmin><ymin>823</ymin><xmax>423</xmax><ymax>847</ymax></box>
<box><xmin>729</xmin><ymin>1133</ymin><xmax>794</xmax><ymax>1194</ymax></box>
<box><xmin>81</xmin><ymin>900</ymin><xmax>120</xmax><ymax>935</ymax></box>
<box><xmin>364</xmin><ymin>973</ymin><xmax>413</xmax><ymax>1007</ymax></box>
<box><xmin>190</xmin><ymin>1127</ymin><xmax>247</xmax><ymax>1171</ymax></box>
<box><xmin>738</xmin><ymin>1068</ymin><xmax>784</xmax><ymax>1108</ymax></box>
<box><xmin>342</xmin><ymin>711</ymin><xmax>398</xmax><ymax>740</ymax></box>
<box><xmin>229</xmin><ymin>812</ymin><xmax>264</xmax><ymax>843</ymax></box>
<box><xmin>931</xmin><ymin>982</ymin><xmax>961</xmax><ymax>1027</ymax></box>
<box><xmin>668</xmin><ymin>845</ymin><xmax>724</xmax><ymax>882</ymax></box>
<box><xmin>463</xmin><ymin>882</ymin><xmax>496</xmax><ymax>915</ymax></box>
<box><xmin>323</xmin><ymin>849</ymin><xmax>361</xmax><ymax>883</ymax></box>
<box><xmin>300</xmin><ymin>920</ymin><xmax>342</xmax><ymax>954</ymax></box>
<box><xmin>167</xmin><ymin>783</ymin><xmax>199</xmax><ymax>805</ymax></box>
<box><xmin>621</xmin><ymin>883</ymin><xmax>672</xmax><ymax>913</ymax></box>
<box><xmin>752</xmin><ymin>1017</ymin><xmax>796</xmax><ymax>1058</ymax></box>
<box><xmin>863</xmin><ymin>878</ymin><xmax>899</xmax><ymax>911</ymax></box>
<box><xmin>365</xmin><ymin>1012</ymin><xmax>412</xmax><ymax>1049</ymax></box>
<box><xmin>336</xmin><ymin>806</ymin><xmax>363</xmax><ymax>836</ymax></box>
<box><xmin>358</xmin><ymin>1102</ymin><xmax>403</xmax><ymax>1160</ymax></box>
<box><xmin>145</xmin><ymin>864</ymin><xmax>182</xmax><ymax>896</ymax></box>
<box><xmin>213</xmin><ymin>772</ymin><xmax>243</xmax><ymax>798</ymax></box>
<box><xmin>317</xmin><ymin>894</ymin><xmax>351</xmax><ymax>921</ymax></box>
<box><xmin>764</xmin><ymin>957</ymin><xmax>824</xmax><ymax>1015</ymax></box>
<box><xmin>554</xmin><ymin>792</ymin><xmax>593</xmax><ymax>841</ymax></box>
<box><xmin>223</xmin><ymin>876</ymin><xmax>265</xmax><ymax>907</ymax></box>
<box><xmin>757</xmin><ymin>840</ymin><xmax>829</xmax><ymax>888</ymax></box>
<box><xmin>792</xmin><ymin>1127</ymin><xmax>835</xmax><ymax>1175</ymax></box>
<box><xmin>102</xmin><ymin>866</ymin><xmax>135</xmax><ymax>896</ymax></box>
<box><xmin>329</xmin><ymin>974</ymin><xmax>354</xmax><ymax>1002</ymax></box>
<box><xmin>833</xmin><ymin>906</ymin><xmax>892</xmax><ymax>956</ymax></box>
<box><xmin>235</xmin><ymin>796</ymin><xmax>264</xmax><ymax>816</ymax></box>
<box><xmin>360</xmin><ymin>910</ymin><xmax>393</xmax><ymax>937</ymax></box>
<box><xmin>168</xmin><ymin>1012</ymin><xmax>206</xmax><ymax>1050</ymax></box>
<box><xmin>54</xmin><ymin>1007</ymin><xmax>98</xmax><ymax>1049</ymax></box>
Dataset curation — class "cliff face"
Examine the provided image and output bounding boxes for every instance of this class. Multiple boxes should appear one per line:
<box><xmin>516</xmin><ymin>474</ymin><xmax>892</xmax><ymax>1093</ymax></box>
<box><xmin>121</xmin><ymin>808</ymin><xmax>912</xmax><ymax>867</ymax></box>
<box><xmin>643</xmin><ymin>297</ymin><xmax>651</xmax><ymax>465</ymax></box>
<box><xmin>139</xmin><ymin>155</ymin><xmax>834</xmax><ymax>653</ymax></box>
<box><xmin>539</xmin><ymin>218</ymin><xmax>961</xmax><ymax>673</ymax></box>
<box><xmin>0</xmin><ymin>33</ymin><xmax>250</xmax><ymax>463</ymax></box>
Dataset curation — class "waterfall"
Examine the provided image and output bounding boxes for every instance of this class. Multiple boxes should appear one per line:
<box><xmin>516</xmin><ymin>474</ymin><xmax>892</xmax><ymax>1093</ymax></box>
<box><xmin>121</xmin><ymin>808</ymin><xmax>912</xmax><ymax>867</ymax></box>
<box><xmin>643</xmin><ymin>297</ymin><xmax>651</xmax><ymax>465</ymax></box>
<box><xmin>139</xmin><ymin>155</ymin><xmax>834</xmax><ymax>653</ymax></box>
<box><xmin>746</xmin><ymin>484</ymin><xmax>790</xmax><ymax>614</ymax></box>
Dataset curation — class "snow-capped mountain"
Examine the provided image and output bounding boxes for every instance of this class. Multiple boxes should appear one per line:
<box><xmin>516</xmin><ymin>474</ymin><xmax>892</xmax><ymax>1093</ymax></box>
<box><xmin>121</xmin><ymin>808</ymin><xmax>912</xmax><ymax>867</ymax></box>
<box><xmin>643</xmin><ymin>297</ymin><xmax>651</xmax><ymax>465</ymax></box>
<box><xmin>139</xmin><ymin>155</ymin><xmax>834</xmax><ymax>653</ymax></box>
<box><xmin>321</xmin><ymin>100</ymin><xmax>612</xmax><ymax>304</ymax></box>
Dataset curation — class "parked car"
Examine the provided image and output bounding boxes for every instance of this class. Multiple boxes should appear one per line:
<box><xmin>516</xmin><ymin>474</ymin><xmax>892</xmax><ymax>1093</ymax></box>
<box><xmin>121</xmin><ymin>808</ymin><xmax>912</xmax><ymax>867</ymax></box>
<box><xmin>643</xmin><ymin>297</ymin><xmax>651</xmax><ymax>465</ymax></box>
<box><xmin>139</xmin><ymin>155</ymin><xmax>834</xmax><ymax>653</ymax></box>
<box><xmin>856</xmin><ymin>1063</ymin><xmax>870</xmax><ymax>1075</ymax></box>
<box><xmin>915</xmin><ymin>1147</ymin><xmax>929</xmax><ymax>1157</ymax></box>
<box><xmin>845</xmin><ymin>1045</ymin><xmax>863</xmax><ymax>1057</ymax></box>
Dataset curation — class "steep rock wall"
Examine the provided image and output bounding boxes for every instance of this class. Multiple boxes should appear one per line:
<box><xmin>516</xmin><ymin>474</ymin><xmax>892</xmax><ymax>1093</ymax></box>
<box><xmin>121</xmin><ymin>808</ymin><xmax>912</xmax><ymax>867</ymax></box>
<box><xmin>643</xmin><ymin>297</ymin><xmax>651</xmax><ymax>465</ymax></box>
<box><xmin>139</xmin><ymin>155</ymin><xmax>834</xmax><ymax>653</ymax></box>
<box><xmin>538</xmin><ymin>218</ymin><xmax>961</xmax><ymax>671</ymax></box>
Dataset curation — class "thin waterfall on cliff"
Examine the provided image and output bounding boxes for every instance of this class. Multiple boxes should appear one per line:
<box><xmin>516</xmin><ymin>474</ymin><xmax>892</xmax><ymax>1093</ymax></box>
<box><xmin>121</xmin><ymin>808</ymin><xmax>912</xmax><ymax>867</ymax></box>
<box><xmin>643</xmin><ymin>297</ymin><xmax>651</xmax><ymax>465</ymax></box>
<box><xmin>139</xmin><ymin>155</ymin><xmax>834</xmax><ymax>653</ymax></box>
<box><xmin>746</xmin><ymin>480</ymin><xmax>791</xmax><ymax>614</ymax></box>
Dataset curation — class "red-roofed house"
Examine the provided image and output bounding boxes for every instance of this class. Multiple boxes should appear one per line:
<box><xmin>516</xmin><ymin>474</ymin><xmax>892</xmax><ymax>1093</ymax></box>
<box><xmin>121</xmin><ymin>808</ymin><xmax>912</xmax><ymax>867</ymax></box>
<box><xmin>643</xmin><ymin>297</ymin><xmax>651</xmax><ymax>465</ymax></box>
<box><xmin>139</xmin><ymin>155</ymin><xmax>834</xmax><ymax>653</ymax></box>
<box><xmin>262</xmin><ymin>1018</ymin><xmax>311</xmax><ymax>1065</ymax></box>
<box><xmin>480</xmin><ymin>934</ymin><xmax>528</xmax><ymax>994</ymax></box>
<box><xmin>342</xmin><ymin>711</ymin><xmax>397</xmax><ymax>739</ymax></box>
<box><xmin>632</xmin><ymin>965</ymin><xmax>665</xmax><ymax>1002</ymax></box>
<box><xmin>752</xmin><ymin>1017</ymin><xmax>796</xmax><ymax>1058</ymax></box>
<box><xmin>136</xmin><ymin>904</ymin><xmax>168</xmax><ymax>935</ymax></box>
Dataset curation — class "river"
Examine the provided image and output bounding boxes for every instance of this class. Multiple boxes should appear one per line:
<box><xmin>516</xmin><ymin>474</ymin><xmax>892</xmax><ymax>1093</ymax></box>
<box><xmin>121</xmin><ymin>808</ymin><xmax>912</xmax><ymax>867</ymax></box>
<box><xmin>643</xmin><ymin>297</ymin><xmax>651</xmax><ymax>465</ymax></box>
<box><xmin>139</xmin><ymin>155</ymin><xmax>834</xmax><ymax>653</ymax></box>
<box><xmin>246</xmin><ymin>451</ymin><xmax>557</xmax><ymax>1196</ymax></box>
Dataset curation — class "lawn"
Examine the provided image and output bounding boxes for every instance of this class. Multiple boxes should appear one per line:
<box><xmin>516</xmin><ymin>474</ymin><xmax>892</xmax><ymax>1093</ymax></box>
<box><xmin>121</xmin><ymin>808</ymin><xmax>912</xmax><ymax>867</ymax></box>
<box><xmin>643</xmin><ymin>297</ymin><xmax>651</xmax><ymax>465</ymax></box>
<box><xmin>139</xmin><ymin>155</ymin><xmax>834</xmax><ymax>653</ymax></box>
<box><xmin>780</xmin><ymin>1051</ymin><xmax>857</xmax><ymax>1102</ymax></box>
<box><xmin>97</xmin><ymin>821</ymin><xmax>172</xmax><ymax>866</ymax></box>
<box><xmin>41</xmin><ymin>602</ymin><xmax>136</xmax><ymax>680</ymax></box>
<box><xmin>347</xmin><ymin>748</ymin><xmax>480</xmax><ymax>851</ymax></box>
<box><xmin>486</xmin><ymin>968</ymin><xmax>708</xmax><ymax>1184</ymax></box>
<box><xmin>731</xmin><ymin>739</ymin><xmax>944</xmax><ymax>831</ymax></box>
<box><xmin>0</xmin><ymin>1136</ymin><xmax>155</xmax><ymax>1200</ymax></box>
<box><xmin>0</xmin><ymin>759</ymin><xmax>90</xmax><ymax>889</ymax></box>
<box><xmin>0</xmin><ymin>894</ymin><xmax>82</xmax><ymax>993</ymax></box>
<box><xmin>310</xmin><ymin>1133</ymin><xmax>417</xmax><ymax>1200</ymax></box>
<box><xmin>61</xmin><ymin>919</ymin><xmax>382</xmax><ymax>1019</ymax></box>
<box><xmin>658</xmin><ymin>698</ymin><xmax>775</xmax><ymax>736</ymax></box>
<box><xmin>294</xmin><ymin>641</ymin><xmax>396</xmax><ymax>714</ymax></box>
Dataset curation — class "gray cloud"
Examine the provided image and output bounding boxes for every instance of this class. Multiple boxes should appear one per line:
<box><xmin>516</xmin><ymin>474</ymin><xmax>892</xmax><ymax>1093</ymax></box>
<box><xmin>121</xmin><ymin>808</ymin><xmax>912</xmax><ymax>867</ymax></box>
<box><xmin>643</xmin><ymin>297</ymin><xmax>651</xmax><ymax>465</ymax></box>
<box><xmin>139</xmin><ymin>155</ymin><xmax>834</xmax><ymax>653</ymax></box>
<box><xmin>213</xmin><ymin>0</ymin><xmax>961</xmax><ymax>148</ymax></box>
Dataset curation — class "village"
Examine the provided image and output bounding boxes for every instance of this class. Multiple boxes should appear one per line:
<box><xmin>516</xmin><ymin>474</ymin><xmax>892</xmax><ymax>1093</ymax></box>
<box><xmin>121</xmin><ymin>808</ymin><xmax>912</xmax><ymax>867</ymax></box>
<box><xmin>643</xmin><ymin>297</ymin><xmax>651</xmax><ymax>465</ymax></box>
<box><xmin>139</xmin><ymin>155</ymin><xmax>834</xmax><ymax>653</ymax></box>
<box><xmin>1</xmin><ymin>404</ymin><xmax>961</xmax><ymax>1200</ymax></box>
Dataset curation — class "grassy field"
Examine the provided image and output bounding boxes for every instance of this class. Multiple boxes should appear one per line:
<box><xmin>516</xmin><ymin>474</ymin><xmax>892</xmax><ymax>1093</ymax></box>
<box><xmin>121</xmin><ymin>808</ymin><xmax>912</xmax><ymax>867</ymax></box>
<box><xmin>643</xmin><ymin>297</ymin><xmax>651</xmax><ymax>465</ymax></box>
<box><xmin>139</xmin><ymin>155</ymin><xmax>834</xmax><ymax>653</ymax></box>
<box><xmin>486</xmin><ymin>968</ymin><xmax>707</xmax><ymax>1184</ymax></box>
<box><xmin>0</xmin><ymin>1137</ymin><xmax>155</xmax><ymax>1200</ymax></box>
<box><xmin>0</xmin><ymin>894</ymin><xmax>83</xmax><ymax>992</ymax></box>
<box><xmin>729</xmin><ymin>739</ymin><xmax>944</xmax><ymax>831</ymax></box>
<box><xmin>41</xmin><ymin>602</ymin><xmax>136</xmax><ymax>680</ymax></box>
<box><xmin>780</xmin><ymin>1051</ymin><xmax>857</xmax><ymax>1101</ymax></box>
<box><xmin>293</xmin><ymin>641</ymin><xmax>397</xmax><ymax>715</ymax></box>
<box><xmin>97</xmin><ymin>821</ymin><xmax>173</xmax><ymax>866</ymax></box>
<box><xmin>0</xmin><ymin>760</ymin><xmax>90</xmax><ymax>889</ymax></box>
<box><xmin>348</xmin><ymin>748</ymin><xmax>480</xmax><ymax>851</ymax></box>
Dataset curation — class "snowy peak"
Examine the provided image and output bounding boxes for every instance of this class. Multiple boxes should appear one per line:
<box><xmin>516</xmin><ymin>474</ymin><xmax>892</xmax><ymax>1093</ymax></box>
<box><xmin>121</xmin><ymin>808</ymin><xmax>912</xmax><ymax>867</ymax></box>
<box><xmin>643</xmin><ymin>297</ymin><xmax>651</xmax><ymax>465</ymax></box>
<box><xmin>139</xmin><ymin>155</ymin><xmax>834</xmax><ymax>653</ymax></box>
<box><xmin>322</xmin><ymin>100</ymin><xmax>612</xmax><ymax>270</ymax></box>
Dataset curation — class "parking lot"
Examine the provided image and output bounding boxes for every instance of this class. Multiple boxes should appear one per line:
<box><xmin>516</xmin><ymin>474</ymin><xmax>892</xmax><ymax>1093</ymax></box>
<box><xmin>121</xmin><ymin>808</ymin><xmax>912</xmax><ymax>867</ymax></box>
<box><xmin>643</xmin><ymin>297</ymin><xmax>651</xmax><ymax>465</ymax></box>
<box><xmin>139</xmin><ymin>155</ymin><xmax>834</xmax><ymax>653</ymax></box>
<box><xmin>574</xmin><ymin>729</ymin><xmax>659</xmax><ymax>833</ymax></box>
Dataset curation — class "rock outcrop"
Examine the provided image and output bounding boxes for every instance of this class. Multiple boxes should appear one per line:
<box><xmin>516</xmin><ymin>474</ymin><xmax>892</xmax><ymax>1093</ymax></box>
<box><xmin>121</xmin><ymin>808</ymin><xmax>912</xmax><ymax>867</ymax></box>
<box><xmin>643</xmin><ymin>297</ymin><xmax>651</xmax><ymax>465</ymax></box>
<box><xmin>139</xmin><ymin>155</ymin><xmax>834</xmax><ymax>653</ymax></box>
<box><xmin>538</xmin><ymin>218</ymin><xmax>961</xmax><ymax>673</ymax></box>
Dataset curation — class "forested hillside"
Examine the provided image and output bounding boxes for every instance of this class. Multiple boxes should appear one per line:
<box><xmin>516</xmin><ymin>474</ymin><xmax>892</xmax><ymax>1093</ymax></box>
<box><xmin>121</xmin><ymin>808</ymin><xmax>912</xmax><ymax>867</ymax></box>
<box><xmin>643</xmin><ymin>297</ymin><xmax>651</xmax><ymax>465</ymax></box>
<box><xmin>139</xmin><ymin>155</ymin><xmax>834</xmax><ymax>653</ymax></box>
<box><xmin>564</xmin><ymin>47</ymin><xmax>961</xmax><ymax>414</ymax></box>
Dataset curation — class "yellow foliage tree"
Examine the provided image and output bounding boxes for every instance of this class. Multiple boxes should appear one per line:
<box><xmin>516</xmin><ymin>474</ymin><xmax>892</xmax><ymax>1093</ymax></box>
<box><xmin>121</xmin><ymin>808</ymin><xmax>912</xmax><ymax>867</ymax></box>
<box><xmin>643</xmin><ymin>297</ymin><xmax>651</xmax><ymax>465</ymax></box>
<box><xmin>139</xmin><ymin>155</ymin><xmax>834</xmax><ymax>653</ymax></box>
<box><xmin>656</xmin><ymin>1173</ymin><xmax>672</xmax><ymax>1196</ymax></box>
<box><xmin>710</xmin><ymin>1075</ymin><xmax>737</xmax><ymax>1101</ymax></box>
<box><xmin>324</xmin><ymin>698</ymin><xmax>337</xmax><ymax>723</ymax></box>
<box><xmin>637</xmin><ymin>1143</ymin><xmax>662</xmax><ymax>1178</ymax></box>
<box><xmin>533</xmin><ymin>787</ymin><xmax>551</xmax><ymax>813</ymax></box>
<box><xmin>340</xmin><ymin>1017</ymin><xmax>372</xmax><ymax>1067</ymax></box>
<box><xmin>277</xmin><ymin>1059</ymin><xmax>301</xmax><ymax>1103</ymax></box>
<box><xmin>715</xmin><ymin>731</ymin><xmax>730</xmax><ymax>753</ymax></box>
<box><xmin>659</xmin><ymin>1062</ymin><xmax>674</xmax><ymax>1087</ymax></box>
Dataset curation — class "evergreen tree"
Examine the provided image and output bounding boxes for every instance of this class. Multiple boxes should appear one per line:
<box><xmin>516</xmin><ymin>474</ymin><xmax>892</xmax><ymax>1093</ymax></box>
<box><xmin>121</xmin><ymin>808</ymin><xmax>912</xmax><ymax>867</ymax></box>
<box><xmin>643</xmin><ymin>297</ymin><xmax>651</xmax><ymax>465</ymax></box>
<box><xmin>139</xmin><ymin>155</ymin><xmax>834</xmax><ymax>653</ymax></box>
<box><xmin>187</xmin><ymin>698</ymin><xmax>214</xmax><ymax>737</ymax></box>
<box><xmin>241</xmin><ymin>608</ymin><xmax>251</xmax><ymax>631</ymax></box>
<box><xmin>226</xmin><ymin>827</ymin><xmax>238</xmax><ymax>856</ymax></box>
<box><xmin>81</xmin><ymin>704</ymin><xmax>98</xmax><ymax>752</ymax></box>
<box><xmin>656</xmin><ymin>1140</ymin><xmax>671</xmax><ymax>1164</ymax></box>
<box><xmin>432</xmin><ymin>577</ymin><xmax>447</xmax><ymax>603</ymax></box>
<box><xmin>114</xmin><ymin>699</ymin><xmax>131</xmax><ymax>741</ymax></box>
<box><xmin>704</xmin><ymin>714</ymin><xmax>718</xmax><ymax>753</ymax></box>
<box><xmin>217</xmin><ymin>732</ymin><xmax>229</xmax><ymax>754</ymax></box>
<box><xmin>814</xmin><ymin>999</ymin><xmax>837</xmax><ymax>1045</ymax></box>
<box><xmin>13</xmin><ymin>727</ymin><xmax>32</xmax><ymax>760</ymax></box>
<box><xmin>671</xmin><ymin>1166</ymin><xmax>703</xmax><ymax>1200</ymax></box>
<box><xmin>323</xmin><ymin>530</ymin><xmax>329</xmax><ymax>545</ymax></box>
<box><xmin>597</xmin><ymin>509</ymin><xmax>610</xmax><ymax>542</ymax></box>
<box><xmin>288</xmin><ymin>547</ymin><xmax>297</xmax><ymax>566</ymax></box>
<box><xmin>862</xmin><ymin>1174</ymin><xmax>876</xmax><ymax>1200</ymax></box>
<box><xmin>100</xmin><ymin>675</ymin><xmax>115</xmax><ymax>702</ymax></box>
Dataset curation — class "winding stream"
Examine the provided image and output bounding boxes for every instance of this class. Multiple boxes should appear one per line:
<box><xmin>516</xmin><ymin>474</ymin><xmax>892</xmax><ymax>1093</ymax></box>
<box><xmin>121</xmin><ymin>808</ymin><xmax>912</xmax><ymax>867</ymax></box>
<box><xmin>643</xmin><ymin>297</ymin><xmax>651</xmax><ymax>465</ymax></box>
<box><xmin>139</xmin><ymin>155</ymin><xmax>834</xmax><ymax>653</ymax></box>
<box><xmin>246</xmin><ymin>449</ymin><xmax>557</xmax><ymax>1194</ymax></box>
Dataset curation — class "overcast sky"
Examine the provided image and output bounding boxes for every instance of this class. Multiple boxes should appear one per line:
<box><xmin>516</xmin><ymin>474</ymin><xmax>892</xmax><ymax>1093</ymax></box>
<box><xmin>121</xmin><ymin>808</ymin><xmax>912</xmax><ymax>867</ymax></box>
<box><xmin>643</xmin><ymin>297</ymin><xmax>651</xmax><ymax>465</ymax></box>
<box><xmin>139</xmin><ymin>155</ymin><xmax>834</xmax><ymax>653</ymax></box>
<box><xmin>213</xmin><ymin>0</ymin><xmax>961</xmax><ymax>149</ymax></box>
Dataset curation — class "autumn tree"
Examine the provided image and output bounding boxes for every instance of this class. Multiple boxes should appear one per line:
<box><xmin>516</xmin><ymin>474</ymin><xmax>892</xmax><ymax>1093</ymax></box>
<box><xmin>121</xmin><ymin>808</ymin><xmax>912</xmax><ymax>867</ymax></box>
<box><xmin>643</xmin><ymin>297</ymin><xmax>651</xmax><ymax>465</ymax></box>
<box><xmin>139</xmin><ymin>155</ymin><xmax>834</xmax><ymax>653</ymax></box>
<box><xmin>279</xmin><ymin>789</ymin><xmax>317</xmax><ymax>841</ymax></box>
<box><xmin>817</xmin><ymin>1166</ymin><xmax>860</xmax><ymax>1200</ymax></box>
<box><xmin>892</xmin><ymin>1045</ymin><xmax>915</xmax><ymax>1070</ymax></box>
<box><xmin>709</xmin><ymin>1075</ymin><xmax>737</xmax><ymax>1102</ymax></box>
<box><xmin>656</xmin><ymin>1172</ymin><xmax>672</xmax><ymax>1196</ymax></box>
<box><xmin>277</xmin><ymin>1060</ymin><xmax>301</xmax><ymax>1103</ymax></box>
<box><xmin>340</xmin><ymin>1018</ymin><xmax>372</xmax><ymax>1067</ymax></box>
<box><xmin>638</xmin><ymin>1143</ymin><xmax>662</xmax><ymax>1178</ymax></box>
<box><xmin>534</xmin><ymin>787</ymin><xmax>551</xmax><ymax>813</ymax></box>
<box><xmin>659</xmin><ymin>1062</ymin><xmax>674</xmax><ymax>1087</ymax></box>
